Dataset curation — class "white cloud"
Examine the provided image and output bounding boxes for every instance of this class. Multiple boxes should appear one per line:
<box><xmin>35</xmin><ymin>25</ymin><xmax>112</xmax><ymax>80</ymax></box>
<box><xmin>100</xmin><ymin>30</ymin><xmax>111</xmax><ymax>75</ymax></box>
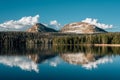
<box><xmin>50</xmin><ymin>62</ymin><xmax>57</xmax><ymax>67</ymax></box>
<box><xmin>49</xmin><ymin>20</ymin><xmax>61</xmax><ymax>30</ymax></box>
<box><xmin>49</xmin><ymin>57</ymin><xmax>61</xmax><ymax>67</ymax></box>
<box><xmin>0</xmin><ymin>15</ymin><xmax>39</xmax><ymax>31</ymax></box>
<box><xmin>43</xmin><ymin>56</ymin><xmax>61</xmax><ymax>67</ymax></box>
<box><xmin>82</xmin><ymin>18</ymin><xmax>113</xmax><ymax>29</ymax></box>
<box><xmin>82</xmin><ymin>56</ymin><xmax>113</xmax><ymax>70</ymax></box>
<box><xmin>0</xmin><ymin>56</ymin><xmax>39</xmax><ymax>73</ymax></box>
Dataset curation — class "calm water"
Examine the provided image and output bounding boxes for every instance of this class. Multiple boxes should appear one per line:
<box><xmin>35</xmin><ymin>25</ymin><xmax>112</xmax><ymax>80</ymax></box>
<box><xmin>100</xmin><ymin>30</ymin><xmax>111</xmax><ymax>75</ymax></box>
<box><xmin>0</xmin><ymin>45</ymin><xmax>120</xmax><ymax>80</ymax></box>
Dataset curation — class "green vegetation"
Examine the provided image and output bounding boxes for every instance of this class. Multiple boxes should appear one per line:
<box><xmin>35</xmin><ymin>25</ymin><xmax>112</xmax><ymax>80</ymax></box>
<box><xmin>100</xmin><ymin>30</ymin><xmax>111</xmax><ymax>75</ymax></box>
<box><xmin>0</xmin><ymin>32</ymin><xmax>53</xmax><ymax>47</ymax></box>
<box><xmin>53</xmin><ymin>45</ymin><xmax>120</xmax><ymax>55</ymax></box>
<box><xmin>0</xmin><ymin>32</ymin><xmax>120</xmax><ymax>48</ymax></box>
<box><xmin>53</xmin><ymin>33</ymin><xmax>120</xmax><ymax>45</ymax></box>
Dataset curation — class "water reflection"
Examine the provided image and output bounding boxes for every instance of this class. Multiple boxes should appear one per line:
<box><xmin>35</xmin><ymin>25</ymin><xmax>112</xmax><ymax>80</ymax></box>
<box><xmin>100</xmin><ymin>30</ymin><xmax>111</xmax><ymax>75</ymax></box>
<box><xmin>60</xmin><ymin>53</ymin><xmax>113</xmax><ymax>70</ymax></box>
<box><xmin>0</xmin><ymin>56</ymin><xmax>39</xmax><ymax>72</ymax></box>
<box><xmin>0</xmin><ymin>45</ymin><xmax>120</xmax><ymax>73</ymax></box>
<box><xmin>0</xmin><ymin>44</ymin><xmax>57</xmax><ymax>73</ymax></box>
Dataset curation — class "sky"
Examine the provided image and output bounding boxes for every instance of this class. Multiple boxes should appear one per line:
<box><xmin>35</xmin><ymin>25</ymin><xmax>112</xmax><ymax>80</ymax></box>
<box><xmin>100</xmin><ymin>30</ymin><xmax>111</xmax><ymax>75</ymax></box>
<box><xmin>0</xmin><ymin>0</ymin><xmax>120</xmax><ymax>31</ymax></box>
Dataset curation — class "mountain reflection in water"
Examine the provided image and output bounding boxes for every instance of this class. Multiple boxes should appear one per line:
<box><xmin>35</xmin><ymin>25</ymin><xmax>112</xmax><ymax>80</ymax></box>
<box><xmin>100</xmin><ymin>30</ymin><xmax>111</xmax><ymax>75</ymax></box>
<box><xmin>60</xmin><ymin>53</ymin><xmax>113</xmax><ymax>70</ymax></box>
<box><xmin>0</xmin><ymin>45</ymin><xmax>120</xmax><ymax>73</ymax></box>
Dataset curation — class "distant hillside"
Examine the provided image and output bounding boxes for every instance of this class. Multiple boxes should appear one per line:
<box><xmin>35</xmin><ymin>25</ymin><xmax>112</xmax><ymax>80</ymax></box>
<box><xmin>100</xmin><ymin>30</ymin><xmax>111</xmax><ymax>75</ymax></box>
<box><xmin>27</xmin><ymin>23</ymin><xmax>57</xmax><ymax>32</ymax></box>
<box><xmin>60</xmin><ymin>22</ymin><xmax>107</xmax><ymax>33</ymax></box>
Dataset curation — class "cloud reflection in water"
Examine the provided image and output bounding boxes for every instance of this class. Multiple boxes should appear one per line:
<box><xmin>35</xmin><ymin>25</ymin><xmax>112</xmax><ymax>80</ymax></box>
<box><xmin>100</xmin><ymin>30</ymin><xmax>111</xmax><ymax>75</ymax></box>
<box><xmin>0</xmin><ymin>56</ymin><xmax>39</xmax><ymax>73</ymax></box>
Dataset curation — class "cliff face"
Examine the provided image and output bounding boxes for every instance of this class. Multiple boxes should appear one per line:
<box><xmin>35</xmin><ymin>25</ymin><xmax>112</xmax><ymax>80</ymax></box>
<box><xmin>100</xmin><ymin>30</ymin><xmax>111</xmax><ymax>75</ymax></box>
<box><xmin>60</xmin><ymin>22</ymin><xmax>107</xmax><ymax>33</ymax></box>
<box><xmin>27</xmin><ymin>23</ymin><xmax>57</xmax><ymax>32</ymax></box>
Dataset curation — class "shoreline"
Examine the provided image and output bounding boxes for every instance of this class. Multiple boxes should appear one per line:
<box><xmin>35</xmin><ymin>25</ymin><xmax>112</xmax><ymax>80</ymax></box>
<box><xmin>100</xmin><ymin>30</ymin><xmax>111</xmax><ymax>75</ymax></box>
<box><xmin>53</xmin><ymin>44</ymin><xmax>120</xmax><ymax>47</ymax></box>
<box><xmin>94</xmin><ymin>44</ymin><xmax>120</xmax><ymax>47</ymax></box>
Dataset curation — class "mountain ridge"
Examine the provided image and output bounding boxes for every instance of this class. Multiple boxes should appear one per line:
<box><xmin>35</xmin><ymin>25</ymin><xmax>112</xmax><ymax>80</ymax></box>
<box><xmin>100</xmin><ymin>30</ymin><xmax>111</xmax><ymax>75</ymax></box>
<box><xmin>60</xmin><ymin>22</ymin><xmax>107</xmax><ymax>33</ymax></box>
<box><xmin>27</xmin><ymin>23</ymin><xmax>57</xmax><ymax>32</ymax></box>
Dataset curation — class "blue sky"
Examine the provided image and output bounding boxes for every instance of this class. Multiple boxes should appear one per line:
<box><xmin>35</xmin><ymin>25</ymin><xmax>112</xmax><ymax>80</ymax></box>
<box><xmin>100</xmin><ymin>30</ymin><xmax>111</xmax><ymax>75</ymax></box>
<box><xmin>0</xmin><ymin>0</ymin><xmax>120</xmax><ymax>31</ymax></box>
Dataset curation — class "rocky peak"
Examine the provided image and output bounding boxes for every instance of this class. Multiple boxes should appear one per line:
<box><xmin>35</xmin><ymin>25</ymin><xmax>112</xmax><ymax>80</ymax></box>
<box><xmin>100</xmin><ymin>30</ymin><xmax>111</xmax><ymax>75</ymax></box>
<box><xmin>60</xmin><ymin>22</ymin><xmax>107</xmax><ymax>33</ymax></box>
<box><xmin>27</xmin><ymin>23</ymin><xmax>57</xmax><ymax>32</ymax></box>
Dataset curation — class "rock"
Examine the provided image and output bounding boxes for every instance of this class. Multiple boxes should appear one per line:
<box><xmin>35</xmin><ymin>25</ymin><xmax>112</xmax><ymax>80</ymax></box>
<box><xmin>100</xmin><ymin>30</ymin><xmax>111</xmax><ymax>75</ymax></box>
<box><xmin>27</xmin><ymin>23</ymin><xmax>57</xmax><ymax>32</ymax></box>
<box><xmin>60</xmin><ymin>22</ymin><xmax>107</xmax><ymax>34</ymax></box>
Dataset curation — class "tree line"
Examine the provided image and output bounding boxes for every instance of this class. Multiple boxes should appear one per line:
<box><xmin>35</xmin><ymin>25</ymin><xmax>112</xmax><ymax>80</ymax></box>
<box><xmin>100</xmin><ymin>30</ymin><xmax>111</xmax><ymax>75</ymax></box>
<box><xmin>0</xmin><ymin>32</ymin><xmax>120</xmax><ymax>48</ymax></box>
<box><xmin>0</xmin><ymin>32</ymin><xmax>53</xmax><ymax>47</ymax></box>
<box><xmin>53</xmin><ymin>45</ymin><xmax>120</xmax><ymax>55</ymax></box>
<box><xmin>52</xmin><ymin>32</ymin><xmax>120</xmax><ymax>44</ymax></box>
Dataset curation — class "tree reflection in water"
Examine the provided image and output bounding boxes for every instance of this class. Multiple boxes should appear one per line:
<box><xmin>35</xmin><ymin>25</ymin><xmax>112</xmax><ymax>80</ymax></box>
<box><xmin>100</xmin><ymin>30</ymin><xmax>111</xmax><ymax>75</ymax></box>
<box><xmin>0</xmin><ymin>44</ymin><xmax>120</xmax><ymax>72</ymax></box>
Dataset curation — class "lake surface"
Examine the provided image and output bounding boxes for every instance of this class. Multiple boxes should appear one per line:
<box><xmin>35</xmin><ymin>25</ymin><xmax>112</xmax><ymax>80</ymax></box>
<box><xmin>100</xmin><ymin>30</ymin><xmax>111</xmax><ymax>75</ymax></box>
<box><xmin>0</xmin><ymin>45</ymin><xmax>120</xmax><ymax>80</ymax></box>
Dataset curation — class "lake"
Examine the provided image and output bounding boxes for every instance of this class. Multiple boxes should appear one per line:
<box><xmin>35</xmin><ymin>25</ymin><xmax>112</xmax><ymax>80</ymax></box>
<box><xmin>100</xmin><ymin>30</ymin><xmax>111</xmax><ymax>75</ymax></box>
<box><xmin>0</xmin><ymin>45</ymin><xmax>120</xmax><ymax>80</ymax></box>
